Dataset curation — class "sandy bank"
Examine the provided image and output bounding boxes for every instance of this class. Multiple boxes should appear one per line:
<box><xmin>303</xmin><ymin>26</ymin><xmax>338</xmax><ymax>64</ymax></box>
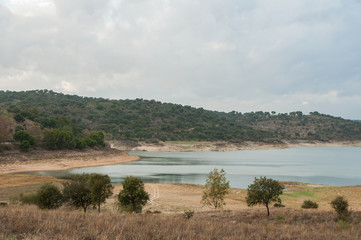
<box><xmin>0</xmin><ymin>148</ymin><xmax>140</xmax><ymax>174</ymax></box>
<box><xmin>110</xmin><ymin>140</ymin><xmax>361</xmax><ymax>152</ymax></box>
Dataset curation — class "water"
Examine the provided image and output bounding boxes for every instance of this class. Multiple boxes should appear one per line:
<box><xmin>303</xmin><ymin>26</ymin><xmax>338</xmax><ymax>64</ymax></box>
<box><xmin>33</xmin><ymin>147</ymin><xmax>361</xmax><ymax>188</ymax></box>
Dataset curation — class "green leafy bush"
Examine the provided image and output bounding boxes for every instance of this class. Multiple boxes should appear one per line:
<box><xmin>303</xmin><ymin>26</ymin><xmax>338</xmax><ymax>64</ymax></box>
<box><xmin>331</xmin><ymin>196</ymin><xmax>350</xmax><ymax>221</ymax></box>
<box><xmin>301</xmin><ymin>200</ymin><xmax>318</xmax><ymax>209</ymax></box>
<box><xmin>13</xmin><ymin>130</ymin><xmax>35</xmax><ymax>145</ymax></box>
<box><xmin>19</xmin><ymin>140</ymin><xmax>30</xmax><ymax>151</ymax></box>
<box><xmin>37</xmin><ymin>183</ymin><xmax>63</xmax><ymax>209</ymax></box>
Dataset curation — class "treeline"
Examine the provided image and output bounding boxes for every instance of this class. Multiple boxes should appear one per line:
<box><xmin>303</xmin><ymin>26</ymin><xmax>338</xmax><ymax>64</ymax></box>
<box><xmin>1</xmin><ymin>90</ymin><xmax>361</xmax><ymax>143</ymax></box>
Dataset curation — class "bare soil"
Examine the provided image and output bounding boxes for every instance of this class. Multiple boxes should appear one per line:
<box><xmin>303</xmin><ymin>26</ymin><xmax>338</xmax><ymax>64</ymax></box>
<box><xmin>110</xmin><ymin>140</ymin><xmax>361</xmax><ymax>152</ymax></box>
<box><xmin>0</xmin><ymin>148</ymin><xmax>139</xmax><ymax>174</ymax></box>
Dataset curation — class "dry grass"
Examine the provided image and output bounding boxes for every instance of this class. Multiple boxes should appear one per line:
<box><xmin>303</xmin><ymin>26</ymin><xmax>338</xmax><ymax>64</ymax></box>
<box><xmin>1</xmin><ymin>205</ymin><xmax>361</xmax><ymax>239</ymax></box>
<box><xmin>0</xmin><ymin>174</ymin><xmax>64</xmax><ymax>202</ymax></box>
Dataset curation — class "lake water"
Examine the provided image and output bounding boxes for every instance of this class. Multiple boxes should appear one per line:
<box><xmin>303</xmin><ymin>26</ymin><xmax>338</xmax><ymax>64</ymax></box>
<box><xmin>33</xmin><ymin>147</ymin><xmax>361</xmax><ymax>189</ymax></box>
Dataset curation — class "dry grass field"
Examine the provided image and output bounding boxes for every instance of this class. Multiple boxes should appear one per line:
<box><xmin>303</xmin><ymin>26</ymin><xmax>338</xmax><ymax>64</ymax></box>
<box><xmin>1</xmin><ymin>205</ymin><xmax>361</xmax><ymax>239</ymax></box>
<box><xmin>1</xmin><ymin>174</ymin><xmax>361</xmax><ymax>239</ymax></box>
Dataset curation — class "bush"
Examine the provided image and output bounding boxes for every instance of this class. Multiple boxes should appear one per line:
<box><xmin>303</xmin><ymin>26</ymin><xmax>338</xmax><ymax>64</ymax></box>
<box><xmin>274</xmin><ymin>203</ymin><xmax>285</xmax><ymax>208</ymax></box>
<box><xmin>20</xmin><ymin>140</ymin><xmax>30</xmax><ymax>151</ymax></box>
<box><xmin>43</xmin><ymin>129</ymin><xmax>75</xmax><ymax>150</ymax></box>
<box><xmin>301</xmin><ymin>200</ymin><xmax>318</xmax><ymax>209</ymax></box>
<box><xmin>330</xmin><ymin>196</ymin><xmax>350</xmax><ymax>221</ymax></box>
<box><xmin>74</xmin><ymin>137</ymin><xmax>87</xmax><ymax>149</ymax></box>
<box><xmin>13</xmin><ymin>130</ymin><xmax>35</xmax><ymax>145</ymax></box>
<box><xmin>37</xmin><ymin>183</ymin><xmax>63</xmax><ymax>209</ymax></box>
<box><xmin>183</xmin><ymin>210</ymin><xmax>194</xmax><ymax>219</ymax></box>
<box><xmin>85</xmin><ymin>137</ymin><xmax>97</xmax><ymax>147</ymax></box>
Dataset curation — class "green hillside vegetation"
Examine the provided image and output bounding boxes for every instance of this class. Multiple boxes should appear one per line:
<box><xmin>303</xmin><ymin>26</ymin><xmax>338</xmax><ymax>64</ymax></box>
<box><xmin>1</xmin><ymin>90</ymin><xmax>360</xmax><ymax>147</ymax></box>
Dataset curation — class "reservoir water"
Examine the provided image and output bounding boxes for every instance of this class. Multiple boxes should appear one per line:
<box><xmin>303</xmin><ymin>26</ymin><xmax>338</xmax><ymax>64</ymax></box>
<box><xmin>35</xmin><ymin>147</ymin><xmax>361</xmax><ymax>189</ymax></box>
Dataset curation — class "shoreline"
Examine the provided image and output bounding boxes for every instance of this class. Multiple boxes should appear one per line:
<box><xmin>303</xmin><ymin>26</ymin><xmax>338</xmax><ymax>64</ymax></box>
<box><xmin>0</xmin><ymin>148</ymin><xmax>140</xmax><ymax>175</ymax></box>
<box><xmin>111</xmin><ymin>140</ymin><xmax>361</xmax><ymax>152</ymax></box>
<box><xmin>1</xmin><ymin>140</ymin><xmax>360</xmax><ymax>175</ymax></box>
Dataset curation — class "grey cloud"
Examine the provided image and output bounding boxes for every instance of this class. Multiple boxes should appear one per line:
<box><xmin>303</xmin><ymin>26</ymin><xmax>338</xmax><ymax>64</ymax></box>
<box><xmin>0</xmin><ymin>0</ymin><xmax>361</xmax><ymax>119</ymax></box>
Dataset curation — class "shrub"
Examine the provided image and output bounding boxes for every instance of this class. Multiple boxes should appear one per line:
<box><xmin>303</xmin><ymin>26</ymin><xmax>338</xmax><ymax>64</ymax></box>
<box><xmin>74</xmin><ymin>137</ymin><xmax>87</xmax><ymax>149</ymax></box>
<box><xmin>13</xmin><ymin>130</ymin><xmax>35</xmax><ymax>145</ymax></box>
<box><xmin>37</xmin><ymin>183</ymin><xmax>63</xmax><ymax>209</ymax></box>
<box><xmin>330</xmin><ymin>196</ymin><xmax>350</xmax><ymax>221</ymax></box>
<box><xmin>183</xmin><ymin>210</ymin><xmax>194</xmax><ymax>219</ymax></box>
<box><xmin>274</xmin><ymin>203</ymin><xmax>285</xmax><ymax>208</ymax></box>
<box><xmin>19</xmin><ymin>140</ymin><xmax>30</xmax><ymax>151</ymax></box>
<box><xmin>301</xmin><ymin>200</ymin><xmax>318</xmax><ymax>209</ymax></box>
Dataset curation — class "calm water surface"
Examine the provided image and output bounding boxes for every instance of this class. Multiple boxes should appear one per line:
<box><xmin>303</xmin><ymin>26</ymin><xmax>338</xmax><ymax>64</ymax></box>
<box><xmin>35</xmin><ymin>147</ymin><xmax>361</xmax><ymax>188</ymax></box>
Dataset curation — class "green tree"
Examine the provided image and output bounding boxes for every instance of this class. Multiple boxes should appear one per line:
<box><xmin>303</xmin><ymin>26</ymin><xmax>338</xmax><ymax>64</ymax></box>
<box><xmin>43</xmin><ymin>129</ymin><xmax>75</xmax><ymax>150</ymax></box>
<box><xmin>246</xmin><ymin>176</ymin><xmax>284</xmax><ymax>216</ymax></box>
<box><xmin>37</xmin><ymin>183</ymin><xmax>63</xmax><ymax>209</ymax></box>
<box><xmin>88</xmin><ymin>174</ymin><xmax>113</xmax><ymax>213</ymax></box>
<box><xmin>13</xmin><ymin>130</ymin><xmax>35</xmax><ymax>145</ymax></box>
<box><xmin>330</xmin><ymin>196</ymin><xmax>350</xmax><ymax>221</ymax></box>
<box><xmin>118</xmin><ymin>176</ymin><xmax>149</xmax><ymax>213</ymax></box>
<box><xmin>89</xmin><ymin>131</ymin><xmax>105</xmax><ymax>146</ymax></box>
<box><xmin>74</xmin><ymin>137</ymin><xmax>87</xmax><ymax>149</ymax></box>
<box><xmin>201</xmin><ymin>168</ymin><xmax>230</xmax><ymax>209</ymax></box>
<box><xmin>63</xmin><ymin>174</ymin><xmax>92</xmax><ymax>213</ymax></box>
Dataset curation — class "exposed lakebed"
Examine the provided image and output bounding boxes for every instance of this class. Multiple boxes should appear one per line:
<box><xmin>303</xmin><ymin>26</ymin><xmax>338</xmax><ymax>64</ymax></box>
<box><xmin>32</xmin><ymin>147</ymin><xmax>361</xmax><ymax>188</ymax></box>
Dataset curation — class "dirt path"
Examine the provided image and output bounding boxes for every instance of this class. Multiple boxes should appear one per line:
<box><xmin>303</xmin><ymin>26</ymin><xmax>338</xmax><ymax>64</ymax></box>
<box><xmin>148</xmin><ymin>184</ymin><xmax>160</xmax><ymax>206</ymax></box>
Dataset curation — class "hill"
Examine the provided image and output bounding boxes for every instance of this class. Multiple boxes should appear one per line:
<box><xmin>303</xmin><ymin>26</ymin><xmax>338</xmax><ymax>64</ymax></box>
<box><xmin>1</xmin><ymin>90</ymin><xmax>361</xmax><ymax>144</ymax></box>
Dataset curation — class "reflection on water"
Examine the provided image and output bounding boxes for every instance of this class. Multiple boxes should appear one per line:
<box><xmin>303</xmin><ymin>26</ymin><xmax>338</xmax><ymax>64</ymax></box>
<box><xmin>32</xmin><ymin>147</ymin><xmax>361</xmax><ymax>188</ymax></box>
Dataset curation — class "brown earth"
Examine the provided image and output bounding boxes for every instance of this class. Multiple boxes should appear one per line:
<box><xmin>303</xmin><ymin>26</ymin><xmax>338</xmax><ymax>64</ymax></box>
<box><xmin>110</xmin><ymin>140</ymin><xmax>361</xmax><ymax>152</ymax></box>
<box><xmin>0</xmin><ymin>148</ymin><xmax>140</xmax><ymax>174</ymax></box>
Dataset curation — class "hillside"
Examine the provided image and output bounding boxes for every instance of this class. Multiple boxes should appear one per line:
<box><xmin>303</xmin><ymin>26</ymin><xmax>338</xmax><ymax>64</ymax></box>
<box><xmin>1</xmin><ymin>90</ymin><xmax>361</xmax><ymax>144</ymax></box>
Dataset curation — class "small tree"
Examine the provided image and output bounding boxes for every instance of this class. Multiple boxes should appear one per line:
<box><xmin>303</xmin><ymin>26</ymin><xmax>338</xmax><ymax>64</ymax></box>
<box><xmin>330</xmin><ymin>196</ymin><xmax>350</xmax><ymax>221</ymax></box>
<box><xmin>246</xmin><ymin>176</ymin><xmax>284</xmax><ymax>216</ymax></box>
<box><xmin>118</xmin><ymin>176</ymin><xmax>149</xmax><ymax>213</ymax></box>
<box><xmin>201</xmin><ymin>168</ymin><xmax>230</xmax><ymax>209</ymax></box>
<box><xmin>88</xmin><ymin>174</ymin><xmax>113</xmax><ymax>213</ymax></box>
<box><xmin>63</xmin><ymin>174</ymin><xmax>92</xmax><ymax>213</ymax></box>
<box><xmin>37</xmin><ymin>183</ymin><xmax>63</xmax><ymax>209</ymax></box>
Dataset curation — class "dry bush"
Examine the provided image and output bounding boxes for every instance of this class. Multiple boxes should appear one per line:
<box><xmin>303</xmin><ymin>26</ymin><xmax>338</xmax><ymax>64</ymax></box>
<box><xmin>1</xmin><ymin>206</ymin><xmax>361</xmax><ymax>239</ymax></box>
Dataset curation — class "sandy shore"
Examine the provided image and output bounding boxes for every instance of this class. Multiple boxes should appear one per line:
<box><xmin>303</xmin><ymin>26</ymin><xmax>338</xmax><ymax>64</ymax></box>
<box><xmin>0</xmin><ymin>148</ymin><xmax>140</xmax><ymax>174</ymax></box>
<box><xmin>110</xmin><ymin>140</ymin><xmax>361</xmax><ymax>152</ymax></box>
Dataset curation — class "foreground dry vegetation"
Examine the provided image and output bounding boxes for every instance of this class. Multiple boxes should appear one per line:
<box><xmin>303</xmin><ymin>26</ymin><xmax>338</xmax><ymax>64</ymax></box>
<box><xmin>1</xmin><ymin>174</ymin><xmax>361</xmax><ymax>239</ymax></box>
<box><xmin>1</xmin><ymin>205</ymin><xmax>361</xmax><ymax>240</ymax></box>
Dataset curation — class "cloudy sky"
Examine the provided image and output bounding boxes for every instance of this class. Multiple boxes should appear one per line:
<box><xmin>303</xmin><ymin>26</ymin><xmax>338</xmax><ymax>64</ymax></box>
<box><xmin>0</xmin><ymin>0</ymin><xmax>360</xmax><ymax>119</ymax></box>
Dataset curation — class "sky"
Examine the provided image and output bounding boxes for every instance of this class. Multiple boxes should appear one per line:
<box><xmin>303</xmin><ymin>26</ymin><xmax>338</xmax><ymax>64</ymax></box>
<box><xmin>0</xmin><ymin>0</ymin><xmax>361</xmax><ymax>119</ymax></box>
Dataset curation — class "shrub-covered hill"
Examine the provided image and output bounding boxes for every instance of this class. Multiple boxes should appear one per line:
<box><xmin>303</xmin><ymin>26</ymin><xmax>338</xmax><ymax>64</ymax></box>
<box><xmin>1</xmin><ymin>90</ymin><xmax>360</xmax><ymax>142</ymax></box>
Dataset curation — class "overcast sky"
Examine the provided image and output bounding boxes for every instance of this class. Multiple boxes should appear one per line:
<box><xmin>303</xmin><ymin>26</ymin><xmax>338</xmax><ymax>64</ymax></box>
<box><xmin>0</xmin><ymin>0</ymin><xmax>361</xmax><ymax>119</ymax></box>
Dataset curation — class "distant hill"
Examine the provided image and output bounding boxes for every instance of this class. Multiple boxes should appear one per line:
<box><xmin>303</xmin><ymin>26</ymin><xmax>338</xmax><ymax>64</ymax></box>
<box><xmin>1</xmin><ymin>90</ymin><xmax>361</xmax><ymax>143</ymax></box>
